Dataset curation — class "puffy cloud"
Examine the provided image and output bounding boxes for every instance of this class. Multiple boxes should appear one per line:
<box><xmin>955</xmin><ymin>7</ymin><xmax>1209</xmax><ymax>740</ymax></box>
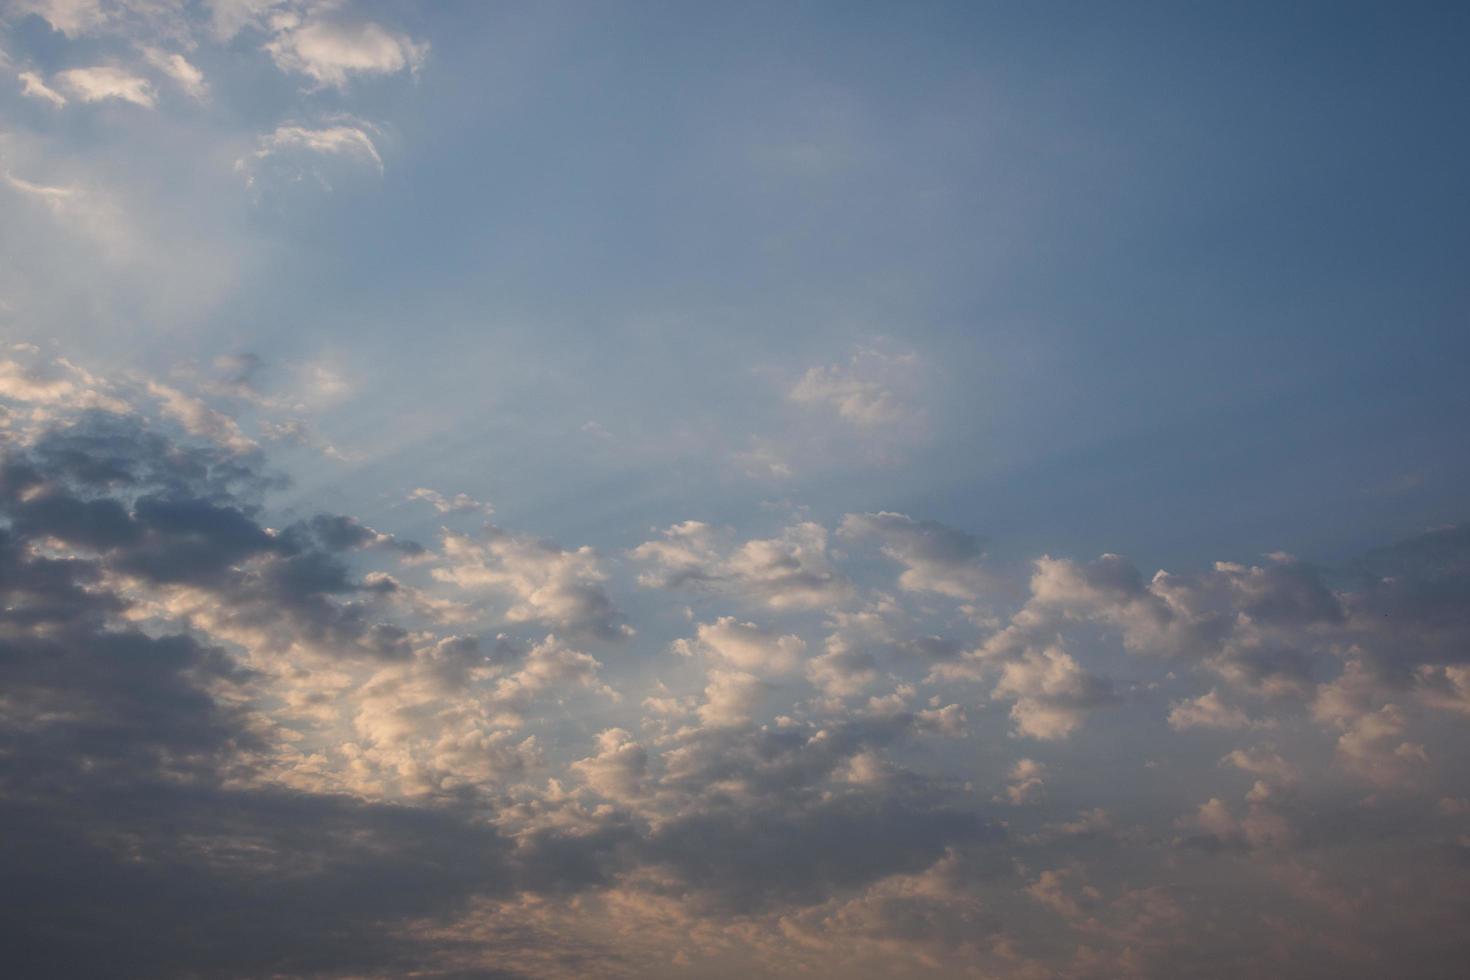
<box><xmin>572</xmin><ymin>728</ymin><xmax>650</xmax><ymax>802</ymax></box>
<box><xmin>993</xmin><ymin>647</ymin><xmax>1117</xmax><ymax>740</ymax></box>
<box><xmin>4</xmin><ymin>355</ymin><xmax>1470</xmax><ymax>976</ymax></box>
<box><xmin>1168</xmin><ymin>689</ymin><xmax>1266</xmax><ymax>731</ymax></box>
<box><xmin>839</xmin><ymin>511</ymin><xmax>989</xmax><ymax>600</ymax></box>
<box><xmin>434</xmin><ymin>526</ymin><xmax>631</xmax><ymax>640</ymax></box>
<box><xmin>789</xmin><ymin>346</ymin><xmax>923</xmax><ymax>429</ymax></box>
<box><xmin>0</xmin><ymin>355</ymin><xmax>128</xmax><ymax>413</ymax></box>
<box><xmin>1220</xmin><ymin>746</ymin><xmax>1298</xmax><ymax>785</ymax></box>
<box><xmin>675</xmin><ymin>616</ymin><xmax>807</xmax><ymax>675</ymax></box>
<box><xmin>631</xmin><ymin>519</ymin><xmax>851</xmax><ymax>610</ymax></box>
<box><xmin>1180</xmin><ymin>795</ymin><xmax>1294</xmax><ymax>850</ymax></box>
<box><xmin>696</xmin><ymin>668</ymin><xmax>769</xmax><ymax>727</ymax></box>
<box><xmin>1332</xmin><ymin>704</ymin><xmax>1428</xmax><ymax>788</ymax></box>
<box><xmin>998</xmin><ymin>758</ymin><xmax>1045</xmax><ymax>805</ymax></box>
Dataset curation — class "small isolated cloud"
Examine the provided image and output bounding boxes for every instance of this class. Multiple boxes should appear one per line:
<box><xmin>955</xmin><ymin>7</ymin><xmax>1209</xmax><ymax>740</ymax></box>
<box><xmin>409</xmin><ymin>487</ymin><xmax>493</xmax><ymax>516</ymax></box>
<box><xmin>141</xmin><ymin>47</ymin><xmax>208</xmax><ymax>100</ymax></box>
<box><xmin>55</xmin><ymin>66</ymin><xmax>156</xmax><ymax>107</ymax></box>
<box><xmin>265</xmin><ymin>16</ymin><xmax>428</xmax><ymax>89</ymax></box>
<box><xmin>997</xmin><ymin>758</ymin><xmax>1046</xmax><ymax>805</ymax></box>
<box><xmin>18</xmin><ymin>70</ymin><xmax>67</xmax><ymax>106</ymax></box>
<box><xmin>789</xmin><ymin>346</ymin><xmax>923</xmax><ymax>429</ymax></box>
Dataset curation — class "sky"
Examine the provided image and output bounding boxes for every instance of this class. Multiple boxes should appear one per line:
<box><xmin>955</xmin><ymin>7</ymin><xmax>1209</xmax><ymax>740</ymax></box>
<box><xmin>1</xmin><ymin>2</ymin><xmax>1468</xmax><ymax>978</ymax></box>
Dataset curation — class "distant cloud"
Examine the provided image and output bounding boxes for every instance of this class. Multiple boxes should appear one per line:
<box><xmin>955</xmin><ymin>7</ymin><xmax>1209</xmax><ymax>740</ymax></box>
<box><xmin>789</xmin><ymin>346</ymin><xmax>923</xmax><ymax>429</ymax></box>
<box><xmin>409</xmin><ymin>487</ymin><xmax>493</xmax><ymax>516</ymax></box>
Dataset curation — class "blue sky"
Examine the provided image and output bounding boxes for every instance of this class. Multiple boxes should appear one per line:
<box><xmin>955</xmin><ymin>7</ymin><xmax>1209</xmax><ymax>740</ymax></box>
<box><xmin>2</xmin><ymin>3</ymin><xmax>1469</xmax><ymax>978</ymax></box>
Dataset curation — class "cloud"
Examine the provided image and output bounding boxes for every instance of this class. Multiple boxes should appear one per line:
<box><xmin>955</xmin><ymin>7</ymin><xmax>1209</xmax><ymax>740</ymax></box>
<box><xmin>789</xmin><ymin>346</ymin><xmax>923</xmax><ymax>429</ymax></box>
<box><xmin>631</xmin><ymin>520</ymin><xmax>851</xmax><ymax>610</ymax></box>
<box><xmin>11</xmin><ymin>0</ymin><xmax>109</xmax><ymax>37</ymax></box>
<box><xmin>141</xmin><ymin>47</ymin><xmax>208</xmax><ymax>100</ymax></box>
<box><xmin>17</xmin><ymin>70</ymin><xmax>66</xmax><ymax>106</ymax></box>
<box><xmin>409</xmin><ymin>486</ymin><xmax>493</xmax><ymax>516</ymax></box>
<box><xmin>236</xmin><ymin>121</ymin><xmax>385</xmax><ymax>191</ymax></box>
<box><xmin>264</xmin><ymin>15</ymin><xmax>428</xmax><ymax>89</ymax></box>
<box><xmin>839</xmin><ymin>511</ymin><xmax>989</xmax><ymax>600</ymax></box>
<box><xmin>4</xmin><ymin>354</ymin><xmax>1470</xmax><ymax>976</ymax></box>
<box><xmin>1168</xmin><ymin>688</ymin><xmax>1266</xmax><ymax>731</ymax></box>
<box><xmin>147</xmin><ymin>381</ymin><xmax>259</xmax><ymax>454</ymax></box>
<box><xmin>55</xmin><ymin>66</ymin><xmax>157</xmax><ymax>107</ymax></box>
<box><xmin>998</xmin><ymin>758</ymin><xmax>1045</xmax><ymax>805</ymax></box>
<box><xmin>675</xmin><ymin>617</ymin><xmax>807</xmax><ymax>676</ymax></box>
<box><xmin>992</xmin><ymin>647</ymin><xmax>1117</xmax><ymax>740</ymax></box>
<box><xmin>434</xmin><ymin>525</ymin><xmax>631</xmax><ymax>640</ymax></box>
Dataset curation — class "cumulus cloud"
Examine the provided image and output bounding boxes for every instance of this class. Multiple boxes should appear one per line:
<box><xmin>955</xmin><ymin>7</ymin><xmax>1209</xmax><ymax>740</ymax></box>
<box><xmin>839</xmin><ymin>511</ymin><xmax>989</xmax><ymax>600</ymax></box>
<box><xmin>434</xmin><ymin>525</ymin><xmax>631</xmax><ymax>640</ymax></box>
<box><xmin>789</xmin><ymin>346</ymin><xmax>923</xmax><ymax>429</ymax></box>
<box><xmin>998</xmin><ymin>758</ymin><xmax>1045</xmax><ymax>805</ymax></box>
<box><xmin>3</xmin><ymin>353</ymin><xmax>1470</xmax><ymax>977</ymax></box>
<box><xmin>674</xmin><ymin>616</ymin><xmax>807</xmax><ymax>675</ymax></box>
<box><xmin>1168</xmin><ymin>688</ymin><xmax>1266</xmax><ymax>731</ymax></box>
<box><xmin>993</xmin><ymin>646</ymin><xmax>1117</xmax><ymax>740</ymax></box>
<box><xmin>631</xmin><ymin>519</ymin><xmax>851</xmax><ymax>610</ymax></box>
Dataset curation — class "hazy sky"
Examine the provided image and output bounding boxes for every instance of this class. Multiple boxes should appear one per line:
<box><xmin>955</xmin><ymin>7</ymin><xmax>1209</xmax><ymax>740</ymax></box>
<box><xmin>2</xmin><ymin>2</ymin><xmax>1469</xmax><ymax>978</ymax></box>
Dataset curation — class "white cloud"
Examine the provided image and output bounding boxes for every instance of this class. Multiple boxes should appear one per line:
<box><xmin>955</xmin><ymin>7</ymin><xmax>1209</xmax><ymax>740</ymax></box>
<box><xmin>674</xmin><ymin>617</ymin><xmax>807</xmax><ymax>676</ymax></box>
<box><xmin>264</xmin><ymin>16</ymin><xmax>427</xmax><ymax>89</ymax></box>
<box><xmin>141</xmin><ymin>47</ymin><xmax>208</xmax><ymax>100</ymax></box>
<box><xmin>147</xmin><ymin>381</ymin><xmax>259</xmax><ymax>453</ymax></box>
<box><xmin>993</xmin><ymin>646</ymin><xmax>1115</xmax><ymax>740</ymax></box>
<box><xmin>56</xmin><ymin>66</ymin><xmax>157</xmax><ymax>107</ymax></box>
<box><xmin>631</xmin><ymin>520</ymin><xmax>851</xmax><ymax>611</ymax></box>
<box><xmin>237</xmin><ymin>122</ymin><xmax>385</xmax><ymax>188</ymax></box>
<box><xmin>18</xmin><ymin>71</ymin><xmax>67</xmax><ymax>106</ymax></box>
<box><xmin>696</xmin><ymin>668</ymin><xmax>768</xmax><ymax>727</ymax></box>
<box><xmin>434</xmin><ymin>526</ymin><xmax>631</xmax><ymax>640</ymax></box>
<box><xmin>839</xmin><ymin>511</ymin><xmax>988</xmax><ymax>601</ymax></box>
<box><xmin>789</xmin><ymin>346</ymin><xmax>922</xmax><ymax>428</ymax></box>
<box><xmin>409</xmin><ymin>487</ymin><xmax>493</xmax><ymax>516</ymax></box>
<box><xmin>13</xmin><ymin>0</ymin><xmax>108</xmax><ymax>37</ymax></box>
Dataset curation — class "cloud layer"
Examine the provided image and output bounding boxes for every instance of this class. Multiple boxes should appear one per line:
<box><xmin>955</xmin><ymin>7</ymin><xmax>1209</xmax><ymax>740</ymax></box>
<box><xmin>0</xmin><ymin>350</ymin><xmax>1467</xmax><ymax>978</ymax></box>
